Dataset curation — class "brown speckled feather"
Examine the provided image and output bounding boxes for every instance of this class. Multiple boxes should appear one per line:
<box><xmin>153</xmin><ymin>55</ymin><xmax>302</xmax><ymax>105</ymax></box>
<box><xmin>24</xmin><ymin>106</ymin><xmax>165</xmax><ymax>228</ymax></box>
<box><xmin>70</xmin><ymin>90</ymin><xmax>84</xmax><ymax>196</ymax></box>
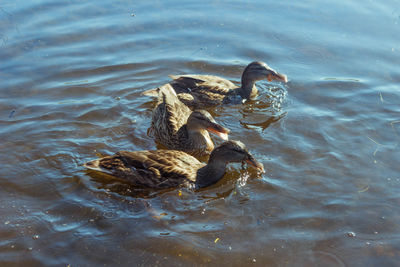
<box><xmin>84</xmin><ymin>140</ymin><xmax>265</xmax><ymax>189</ymax></box>
<box><xmin>148</xmin><ymin>84</ymin><xmax>191</xmax><ymax>148</ymax></box>
<box><xmin>169</xmin><ymin>75</ymin><xmax>239</xmax><ymax>108</ymax></box>
<box><xmin>89</xmin><ymin>150</ymin><xmax>205</xmax><ymax>188</ymax></box>
<box><xmin>147</xmin><ymin>84</ymin><xmax>215</xmax><ymax>156</ymax></box>
<box><xmin>145</xmin><ymin>62</ymin><xmax>288</xmax><ymax>109</ymax></box>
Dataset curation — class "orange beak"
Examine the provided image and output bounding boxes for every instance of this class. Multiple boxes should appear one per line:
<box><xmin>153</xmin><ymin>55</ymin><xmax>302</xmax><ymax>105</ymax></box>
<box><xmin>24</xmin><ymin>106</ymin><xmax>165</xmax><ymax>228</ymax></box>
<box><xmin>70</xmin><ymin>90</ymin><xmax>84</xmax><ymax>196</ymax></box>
<box><xmin>267</xmin><ymin>73</ymin><xmax>288</xmax><ymax>83</ymax></box>
<box><xmin>207</xmin><ymin>123</ymin><xmax>230</xmax><ymax>141</ymax></box>
<box><xmin>245</xmin><ymin>155</ymin><xmax>265</xmax><ymax>173</ymax></box>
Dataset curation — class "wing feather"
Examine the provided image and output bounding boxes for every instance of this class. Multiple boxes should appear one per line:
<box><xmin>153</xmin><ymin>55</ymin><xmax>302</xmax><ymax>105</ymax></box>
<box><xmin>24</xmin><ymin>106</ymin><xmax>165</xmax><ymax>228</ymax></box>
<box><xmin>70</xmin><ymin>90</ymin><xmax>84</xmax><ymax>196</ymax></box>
<box><xmin>88</xmin><ymin>150</ymin><xmax>204</xmax><ymax>188</ymax></box>
<box><xmin>167</xmin><ymin>75</ymin><xmax>238</xmax><ymax>107</ymax></box>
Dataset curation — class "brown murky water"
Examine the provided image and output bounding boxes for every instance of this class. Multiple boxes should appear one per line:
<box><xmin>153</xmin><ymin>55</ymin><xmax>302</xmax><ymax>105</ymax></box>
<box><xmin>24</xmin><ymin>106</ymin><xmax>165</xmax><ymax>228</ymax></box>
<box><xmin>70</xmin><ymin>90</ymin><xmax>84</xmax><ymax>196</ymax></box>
<box><xmin>1</xmin><ymin>0</ymin><xmax>400</xmax><ymax>266</ymax></box>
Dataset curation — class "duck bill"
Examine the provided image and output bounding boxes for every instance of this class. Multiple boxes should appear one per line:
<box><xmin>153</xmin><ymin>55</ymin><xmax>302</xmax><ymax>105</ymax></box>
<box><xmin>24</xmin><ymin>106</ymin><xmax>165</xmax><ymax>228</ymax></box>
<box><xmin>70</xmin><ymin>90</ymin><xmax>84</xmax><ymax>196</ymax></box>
<box><xmin>207</xmin><ymin>123</ymin><xmax>230</xmax><ymax>140</ymax></box>
<box><xmin>245</xmin><ymin>155</ymin><xmax>265</xmax><ymax>173</ymax></box>
<box><xmin>267</xmin><ymin>72</ymin><xmax>288</xmax><ymax>83</ymax></box>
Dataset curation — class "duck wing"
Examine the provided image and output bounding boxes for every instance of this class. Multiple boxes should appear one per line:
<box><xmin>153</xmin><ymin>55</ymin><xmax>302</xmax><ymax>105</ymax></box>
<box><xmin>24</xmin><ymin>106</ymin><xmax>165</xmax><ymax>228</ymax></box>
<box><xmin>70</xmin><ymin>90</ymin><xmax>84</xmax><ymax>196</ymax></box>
<box><xmin>169</xmin><ymin>75</ymin><xmax>237</xmax><ymax>94</ymax></box>
<box><xmin>85</xmin><ymin>150</ymin><xmax>204</xmax><ymax>188</ymax></box>
<box><xmin>147</xmin><ymin>84</ymin><xmax>191</xmax><ymax>147</ymax></box>
<box><xmin>169</xmin><ymin>75</ymin><xmax>238</xmax><ymax>107</ymax></box>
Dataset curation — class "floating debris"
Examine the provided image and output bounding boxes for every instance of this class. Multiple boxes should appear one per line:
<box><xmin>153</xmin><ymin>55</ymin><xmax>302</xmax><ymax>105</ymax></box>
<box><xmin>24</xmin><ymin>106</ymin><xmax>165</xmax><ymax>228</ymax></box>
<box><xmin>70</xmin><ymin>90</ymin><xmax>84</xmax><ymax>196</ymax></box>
<box><xmin>347</xmin><ymin>231</ymin><xmax>356</xmax><ymax>238</ymax></box>
<box><xmin>358</xmin><ymin>185</ymin><xmax>369</xmax><ymax>193</ymax></box>
<box><xmin>9</xmin><ymin>110</ymin><xmax>15</xmax><ymax>118</ymax></box>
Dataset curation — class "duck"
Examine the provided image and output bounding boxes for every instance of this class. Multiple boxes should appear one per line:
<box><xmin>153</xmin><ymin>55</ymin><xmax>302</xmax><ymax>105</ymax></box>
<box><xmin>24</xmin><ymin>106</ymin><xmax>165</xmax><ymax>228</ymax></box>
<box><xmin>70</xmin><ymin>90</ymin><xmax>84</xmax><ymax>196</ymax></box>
<box><xmin>143</xmin><ymin>61</ymin><xmax>287</xmax><ymax>108</ymax></box>
<box><xmin>84</xmin><ymin>140</ymin><xmax>265</xmax><ymax>189</ymax></box>
<box><xmin>147</xmin><ymin>84</ymin><xmax>229</xmax><ymax>157</ymax></box>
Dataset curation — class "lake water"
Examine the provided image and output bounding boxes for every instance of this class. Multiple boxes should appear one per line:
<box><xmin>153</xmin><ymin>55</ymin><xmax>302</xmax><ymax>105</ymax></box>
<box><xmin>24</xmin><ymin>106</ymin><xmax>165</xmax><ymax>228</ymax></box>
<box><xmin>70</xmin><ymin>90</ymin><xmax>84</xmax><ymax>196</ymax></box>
<box><xmin>1</xmin><ymin>0</ymin><xmax>400</xmax><ymax>266</ymax></box>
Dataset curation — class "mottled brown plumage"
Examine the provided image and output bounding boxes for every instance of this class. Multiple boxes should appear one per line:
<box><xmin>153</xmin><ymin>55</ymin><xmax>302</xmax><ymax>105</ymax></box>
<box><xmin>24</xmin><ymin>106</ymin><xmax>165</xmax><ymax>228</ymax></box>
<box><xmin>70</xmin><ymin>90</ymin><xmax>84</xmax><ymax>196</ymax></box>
<box><xmin>143</xmin><ymin>61</ymin><xmax>287</xmax><ymax>108</ymax></box>
<box><xmin>147</xmin><ymin>84</ymin><xmax>229</xmax><ymax>157</ymax></box>
<box><xmin>84</xmin><ymin>140</ymin><xmax>265</xmax><ymax>189</ymax></box>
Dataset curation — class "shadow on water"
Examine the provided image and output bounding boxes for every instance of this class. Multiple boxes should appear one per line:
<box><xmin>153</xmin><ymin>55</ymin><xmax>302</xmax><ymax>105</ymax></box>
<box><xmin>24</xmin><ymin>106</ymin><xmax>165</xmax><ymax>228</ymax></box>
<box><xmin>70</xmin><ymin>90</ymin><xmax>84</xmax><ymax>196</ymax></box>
<box><xmin>240</xmin><ymin>112</ymin><xmax>287</xmax><ymax>132</ymax></box>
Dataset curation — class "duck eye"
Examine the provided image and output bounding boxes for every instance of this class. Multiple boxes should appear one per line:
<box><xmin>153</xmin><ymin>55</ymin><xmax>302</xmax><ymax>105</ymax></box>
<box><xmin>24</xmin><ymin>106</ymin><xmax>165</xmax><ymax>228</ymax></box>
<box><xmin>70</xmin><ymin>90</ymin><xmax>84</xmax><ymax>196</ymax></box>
<box><xmin>196</xmin><ymin>116</ymin><xmax>205</xmax><ymax>121</ymax></box>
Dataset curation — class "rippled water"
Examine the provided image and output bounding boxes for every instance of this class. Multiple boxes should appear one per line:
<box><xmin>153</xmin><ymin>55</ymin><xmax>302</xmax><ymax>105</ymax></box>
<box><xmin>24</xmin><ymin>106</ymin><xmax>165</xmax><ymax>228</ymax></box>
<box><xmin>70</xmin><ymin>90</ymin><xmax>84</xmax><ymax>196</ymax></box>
<box><xmin>1</xmin><ymin>0</ymin><xmax>400</xmax><ymax>266</ymax></box>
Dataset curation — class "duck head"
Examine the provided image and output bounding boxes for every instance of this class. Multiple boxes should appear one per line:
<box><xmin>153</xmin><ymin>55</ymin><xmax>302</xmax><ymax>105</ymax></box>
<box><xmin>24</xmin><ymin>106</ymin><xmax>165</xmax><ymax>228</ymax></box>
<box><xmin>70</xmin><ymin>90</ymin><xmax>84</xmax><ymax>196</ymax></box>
<box><xmin>240</xmin><ymin>61</ymin><xmax>287</xmax><ymax>99</ymax></box>
<box><xmin>243</xmin><ymin>61</ymin><xmax>288</xmax><ymax>83</ymax></box>
<box><xmin>210</xmin><ymin>140</ymin><xmax>265</xmax><ymax>172</ymax></box>
<box><xmin>187</xmin><ymin>110</ymin><xmax>230</xmax><ymax>140</ymax></box>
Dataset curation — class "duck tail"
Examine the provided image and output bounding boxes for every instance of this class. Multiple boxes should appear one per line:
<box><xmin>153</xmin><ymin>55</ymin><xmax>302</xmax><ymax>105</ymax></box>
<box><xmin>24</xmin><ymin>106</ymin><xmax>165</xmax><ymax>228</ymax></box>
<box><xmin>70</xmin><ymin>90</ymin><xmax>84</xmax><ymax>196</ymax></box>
<box><xmin>159</xmin><ymin>84</ymin><xmax>177</xmax><ymax>97</ymax></box>
<box><xmin>83</xmin><ymin>159</ymin><xmax>113</xmax><ymax>175</ymax></box>
<box><xmin>142</xmin><ymin>84</ymin><xmax>177</xmax><ymax>98</ymax></box>
<box><xmin>83</xmin><ymin>158</ymin><xmax>101</xmax><ymax>171</ymax></box>
<box><xmin>141</xmin><ymin>87</ymin><xmax>160</xmax><ymax>97</ymax></box>
<box><xmin>157</xmin><ymin>84</ymin><xmax>180</xmax><ymax>105</ymax></box>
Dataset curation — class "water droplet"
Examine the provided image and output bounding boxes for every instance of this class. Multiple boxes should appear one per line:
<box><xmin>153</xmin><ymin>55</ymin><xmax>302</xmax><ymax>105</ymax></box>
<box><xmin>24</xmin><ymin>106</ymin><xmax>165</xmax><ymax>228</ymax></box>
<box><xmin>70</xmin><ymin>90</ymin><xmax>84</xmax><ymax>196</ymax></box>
<box><xmin>32</xmin><ymin>235</ymin><xmax>39</xmax><ymax>240</ymax></box>
<box><xmin>4</xmin><ymin>221</ymin><xmax>10</xmax><ymax>225</ymax></box>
